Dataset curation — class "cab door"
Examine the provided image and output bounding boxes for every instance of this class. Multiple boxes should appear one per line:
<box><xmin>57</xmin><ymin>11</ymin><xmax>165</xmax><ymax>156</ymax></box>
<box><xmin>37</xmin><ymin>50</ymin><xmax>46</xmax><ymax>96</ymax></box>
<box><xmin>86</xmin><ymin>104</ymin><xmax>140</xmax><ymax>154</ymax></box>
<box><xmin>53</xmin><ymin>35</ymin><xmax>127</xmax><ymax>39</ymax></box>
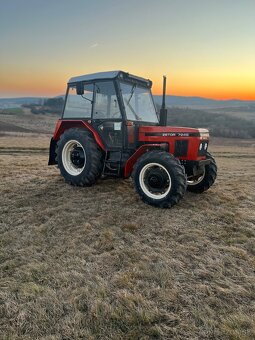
<box><xmin>92</xmin><ymin>81</ymin><xmax>123</xmax><ymax>149</ymax></box>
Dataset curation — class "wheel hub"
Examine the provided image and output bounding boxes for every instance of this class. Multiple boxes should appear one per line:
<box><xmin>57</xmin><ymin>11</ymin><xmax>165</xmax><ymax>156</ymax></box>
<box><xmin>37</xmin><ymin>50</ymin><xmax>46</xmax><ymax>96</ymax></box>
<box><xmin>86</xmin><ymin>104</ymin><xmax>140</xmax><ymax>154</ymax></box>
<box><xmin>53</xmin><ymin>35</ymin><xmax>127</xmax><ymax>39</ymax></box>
<box><xmin>187</xmin><ymin>169</ymin><xmax>205</xmax><ymax>186</ymax></box>
<box><xmin>62</xmin><ymin>140</ymin><xmax>86</xmax><ymax>176</ymax></box>
<box><xmin>147</xmin><ymin>170</ymin><xmax>167</xmax><ymax>191</ymax></box>
<box><xmin>141</xmin><ymin>164</ymin><xmax>171</xmax><ymax>198</ymax></box>
<box><xmin>70</xmin><ymin>147</ymin><xmax>85</xmax><ymax>168</ymax></box>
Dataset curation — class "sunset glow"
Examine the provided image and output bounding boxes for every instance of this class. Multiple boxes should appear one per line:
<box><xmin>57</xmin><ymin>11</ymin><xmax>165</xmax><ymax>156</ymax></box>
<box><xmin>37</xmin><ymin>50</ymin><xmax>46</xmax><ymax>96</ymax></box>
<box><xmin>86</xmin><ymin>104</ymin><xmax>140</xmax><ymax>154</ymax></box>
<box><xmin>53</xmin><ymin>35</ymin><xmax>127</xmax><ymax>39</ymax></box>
<box><xmin>0</xmin><ymin>0</ymin><xmax>255</xmax><ymax>100</ymax></box>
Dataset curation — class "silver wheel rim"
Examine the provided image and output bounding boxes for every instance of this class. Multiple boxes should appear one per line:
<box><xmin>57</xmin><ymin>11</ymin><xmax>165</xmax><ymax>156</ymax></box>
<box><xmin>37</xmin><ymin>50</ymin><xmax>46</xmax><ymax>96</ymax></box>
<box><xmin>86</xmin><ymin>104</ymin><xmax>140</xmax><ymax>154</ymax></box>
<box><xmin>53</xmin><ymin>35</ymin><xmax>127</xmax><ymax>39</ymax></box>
<box><xmin>139</xmin><ymin>162</ymin><xmax>171</xmax><ymax>200</ymax></box>
<box><xmin>187</xmin><ymin>170</ymin><xmax>205</xmax><ymax>186</ymax></box>
<box><xmin>62</xmin><ymin>140</ymin><xmax>86</xmax><ymax>176</ymax></box>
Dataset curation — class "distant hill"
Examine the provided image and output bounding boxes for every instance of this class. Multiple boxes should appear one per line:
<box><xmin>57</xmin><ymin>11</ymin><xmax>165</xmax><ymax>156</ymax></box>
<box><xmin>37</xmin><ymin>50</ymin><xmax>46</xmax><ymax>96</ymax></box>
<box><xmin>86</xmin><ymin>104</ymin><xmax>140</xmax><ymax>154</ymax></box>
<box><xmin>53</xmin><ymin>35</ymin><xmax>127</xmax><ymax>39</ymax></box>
<box><xmin>1</xmin><ymin>95</ymin><xmax>255</xmax><ymax>110</ymax></box>
<box><xmin>1</xmin><ymin>95</ymin><xmax>255</xmax><ymax>139</ymax></box>
<box><xmin>0</xmin><ymin>97</ymin><xmax>45</xmax><ymax>109</ymax></box>
<box><xmin>154</xmin><ymin>95</ymin><xmax>255</xmax><ymax>109</ymax></box>
<box><xmin>165</xmin><ymin>107</ymin><xmax>255</xmax><ymax>139</ymax></box>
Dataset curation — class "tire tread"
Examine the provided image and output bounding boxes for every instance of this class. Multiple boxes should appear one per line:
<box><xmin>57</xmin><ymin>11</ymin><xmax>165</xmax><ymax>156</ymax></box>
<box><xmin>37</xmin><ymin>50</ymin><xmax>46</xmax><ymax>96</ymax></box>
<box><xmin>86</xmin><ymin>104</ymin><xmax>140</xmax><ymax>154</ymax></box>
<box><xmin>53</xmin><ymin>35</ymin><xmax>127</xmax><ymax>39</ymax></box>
<box><xmin>57</xmin><ymin>128</ymin><xmax>103</xmax><ymax>186</ymax></box>
<box><xmin>187</xmin><ymin>151</ymin><xmax>217</xmax><ymax>193</ymax></box>
<box><xmin>132</xmin><ymin>150</ymin><xmax>187</xmax><ymax>208</ymax></box>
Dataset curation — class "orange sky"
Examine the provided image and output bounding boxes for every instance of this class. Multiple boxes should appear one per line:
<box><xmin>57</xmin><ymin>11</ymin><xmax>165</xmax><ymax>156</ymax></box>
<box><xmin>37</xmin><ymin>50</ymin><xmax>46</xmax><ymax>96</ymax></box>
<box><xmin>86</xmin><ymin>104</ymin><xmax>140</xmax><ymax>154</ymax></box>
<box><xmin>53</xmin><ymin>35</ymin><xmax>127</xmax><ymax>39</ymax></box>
<box><xmin>0</xmin><ymin>0</ymin><xmax>255</xmax><ymax>100</ymax></box>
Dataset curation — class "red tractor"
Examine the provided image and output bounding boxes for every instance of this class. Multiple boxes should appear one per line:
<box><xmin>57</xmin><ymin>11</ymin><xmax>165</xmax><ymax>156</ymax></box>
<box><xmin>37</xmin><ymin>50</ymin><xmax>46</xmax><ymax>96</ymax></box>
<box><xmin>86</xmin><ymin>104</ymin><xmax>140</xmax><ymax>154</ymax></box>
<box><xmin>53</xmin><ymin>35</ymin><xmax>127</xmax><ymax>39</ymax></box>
<box><xmin>49</xmin><ymin>71</ymin><xmax>217</xmax><ymax>208</ymax></box>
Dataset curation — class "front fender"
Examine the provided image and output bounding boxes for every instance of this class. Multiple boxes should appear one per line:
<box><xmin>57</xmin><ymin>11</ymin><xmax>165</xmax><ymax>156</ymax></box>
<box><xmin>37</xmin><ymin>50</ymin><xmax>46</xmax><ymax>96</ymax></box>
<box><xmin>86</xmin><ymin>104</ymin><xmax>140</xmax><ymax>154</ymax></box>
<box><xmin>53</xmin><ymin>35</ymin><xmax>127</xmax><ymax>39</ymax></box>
<box><xmin>124</xmin><ymin>143</ymin><xmax>168</xmax><ymax>178</ymax></box>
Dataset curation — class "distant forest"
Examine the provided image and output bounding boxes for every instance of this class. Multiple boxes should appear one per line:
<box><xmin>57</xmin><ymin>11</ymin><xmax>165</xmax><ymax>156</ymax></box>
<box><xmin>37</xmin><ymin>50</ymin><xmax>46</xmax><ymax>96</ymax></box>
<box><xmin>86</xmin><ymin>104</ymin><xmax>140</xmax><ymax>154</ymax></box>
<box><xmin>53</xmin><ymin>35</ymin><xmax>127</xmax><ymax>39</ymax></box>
<box><xmin>21</xmin><ymin>98</ymin><xmax>255</xmax><ymax>139</ymax></box>
<box><xmin>22</xmin><ymin>97</ymin><xmax>64</xmax><ymax>115</ymax></box>
<box><xmin>166</xmin><ymin>107</ymin><xmax>255</xmax><ymax>139</ymax></box>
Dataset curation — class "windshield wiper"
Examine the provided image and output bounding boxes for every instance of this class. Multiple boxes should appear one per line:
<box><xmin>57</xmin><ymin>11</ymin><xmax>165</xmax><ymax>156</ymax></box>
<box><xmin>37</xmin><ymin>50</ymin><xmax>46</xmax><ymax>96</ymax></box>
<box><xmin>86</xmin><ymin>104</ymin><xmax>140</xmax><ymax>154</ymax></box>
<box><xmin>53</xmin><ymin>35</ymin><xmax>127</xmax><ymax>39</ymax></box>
<box><xmin>127</xmin><ymin>84</ymin><xmax>136</xmax><ymax>104</ymax></box>
<box><xmin>81</xmin><ymin>95</ymin><xmax>93</xmax><ymax>104</ymax></box>
<box><xmin>124</xmin><ymin>98</ymin><xmax>141</xmax><ymax>120</ymax></box>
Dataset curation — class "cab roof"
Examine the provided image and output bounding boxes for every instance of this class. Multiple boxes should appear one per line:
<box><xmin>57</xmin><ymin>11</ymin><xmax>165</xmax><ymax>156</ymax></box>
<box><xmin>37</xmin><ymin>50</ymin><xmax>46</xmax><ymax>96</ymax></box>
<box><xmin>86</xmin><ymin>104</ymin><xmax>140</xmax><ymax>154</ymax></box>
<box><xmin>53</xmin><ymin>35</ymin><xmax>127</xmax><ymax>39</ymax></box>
<box><xmin>68</xmin><ymin>70</ymin><xmax>152</xmax><ymax>87</ymax></box>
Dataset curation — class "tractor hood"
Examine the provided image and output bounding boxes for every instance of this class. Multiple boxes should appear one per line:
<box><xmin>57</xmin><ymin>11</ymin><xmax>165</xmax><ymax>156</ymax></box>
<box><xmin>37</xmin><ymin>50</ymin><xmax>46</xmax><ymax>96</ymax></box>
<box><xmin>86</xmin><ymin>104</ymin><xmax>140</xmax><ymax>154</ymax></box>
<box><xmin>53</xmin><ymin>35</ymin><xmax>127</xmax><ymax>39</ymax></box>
<box><xmin>138</xmin><ymin>126</ymin><xmax>210</xmax><ymax>160</ymax></box>
<box><xmin>139</xmin><ymin>126</ymin><xmax>209</xmax><ymax>139</ymax></box>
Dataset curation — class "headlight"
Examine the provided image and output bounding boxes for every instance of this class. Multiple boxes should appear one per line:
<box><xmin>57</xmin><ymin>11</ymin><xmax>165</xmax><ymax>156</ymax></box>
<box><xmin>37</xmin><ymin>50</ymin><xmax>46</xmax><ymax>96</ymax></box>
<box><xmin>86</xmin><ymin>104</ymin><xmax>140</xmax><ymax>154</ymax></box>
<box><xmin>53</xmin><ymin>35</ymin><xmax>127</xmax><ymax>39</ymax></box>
<box><xmin>198</xmin><ymin>128</ymin><xmax>209</xmax><ymax>139</ymax></box>
<box><xmin>198</xmin><ymin>141</ymin><xmax>208</xmax><ymax>155</ymax></box>
<box><xmin>200</xmin><ymin>132</ymin><xmax>209</xmax><ymax>139</ymax></box>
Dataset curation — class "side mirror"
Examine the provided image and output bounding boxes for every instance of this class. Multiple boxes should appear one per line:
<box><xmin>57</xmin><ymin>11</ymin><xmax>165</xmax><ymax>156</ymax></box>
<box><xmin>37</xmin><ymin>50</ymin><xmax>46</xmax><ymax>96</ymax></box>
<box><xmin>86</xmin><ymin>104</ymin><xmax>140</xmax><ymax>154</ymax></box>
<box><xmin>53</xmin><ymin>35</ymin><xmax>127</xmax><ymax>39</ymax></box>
<box><xmin>76</xmin><ymin>83</ymin><xmax>84</xmax><ymax>95</ymax></box>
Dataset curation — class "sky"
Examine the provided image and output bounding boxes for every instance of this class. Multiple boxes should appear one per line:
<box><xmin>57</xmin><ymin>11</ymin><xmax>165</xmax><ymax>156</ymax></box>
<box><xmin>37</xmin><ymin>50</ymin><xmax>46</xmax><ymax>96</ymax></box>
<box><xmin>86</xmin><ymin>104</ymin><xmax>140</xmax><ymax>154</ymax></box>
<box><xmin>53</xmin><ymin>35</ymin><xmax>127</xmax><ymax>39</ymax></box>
<box><xmin>0</xmin><ymin>0</ymin><xmax>255</xmax><ymax>99</ymax></box>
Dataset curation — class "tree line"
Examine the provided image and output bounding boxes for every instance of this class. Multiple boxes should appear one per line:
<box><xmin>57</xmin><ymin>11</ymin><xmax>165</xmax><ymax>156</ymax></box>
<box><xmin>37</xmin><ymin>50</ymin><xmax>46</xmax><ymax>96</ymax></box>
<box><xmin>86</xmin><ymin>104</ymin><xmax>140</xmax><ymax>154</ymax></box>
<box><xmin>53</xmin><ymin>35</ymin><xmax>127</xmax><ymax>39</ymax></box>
<box><xmin>166</xmin><ymin>107</ymin><xmax>255</xmax><ymax>139</ymax></box>
<box><xmin>22</xmin><ymin>97</ymin><xmax>64</xmax><ymax>115</ymax></box>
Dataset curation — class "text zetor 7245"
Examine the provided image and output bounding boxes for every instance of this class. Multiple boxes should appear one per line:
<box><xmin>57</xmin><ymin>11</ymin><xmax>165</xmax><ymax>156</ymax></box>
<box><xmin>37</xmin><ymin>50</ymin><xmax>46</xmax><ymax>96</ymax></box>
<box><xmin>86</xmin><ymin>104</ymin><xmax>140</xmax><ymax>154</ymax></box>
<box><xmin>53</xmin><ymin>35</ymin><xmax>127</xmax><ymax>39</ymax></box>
<box><xmin>49</xmin><ymin>71</ymin><xmax>217</xmax><ymax>208</ymax></box>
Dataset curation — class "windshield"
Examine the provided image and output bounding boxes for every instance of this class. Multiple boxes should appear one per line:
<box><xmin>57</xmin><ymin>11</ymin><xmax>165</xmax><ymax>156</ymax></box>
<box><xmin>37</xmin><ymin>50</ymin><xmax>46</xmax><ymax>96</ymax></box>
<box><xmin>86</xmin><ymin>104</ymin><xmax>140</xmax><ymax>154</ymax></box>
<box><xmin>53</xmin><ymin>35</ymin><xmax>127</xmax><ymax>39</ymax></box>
<box><xmin>120</xmin><ymin>82</ymin><xmax>158</xmax><ymax>123</ymax></box>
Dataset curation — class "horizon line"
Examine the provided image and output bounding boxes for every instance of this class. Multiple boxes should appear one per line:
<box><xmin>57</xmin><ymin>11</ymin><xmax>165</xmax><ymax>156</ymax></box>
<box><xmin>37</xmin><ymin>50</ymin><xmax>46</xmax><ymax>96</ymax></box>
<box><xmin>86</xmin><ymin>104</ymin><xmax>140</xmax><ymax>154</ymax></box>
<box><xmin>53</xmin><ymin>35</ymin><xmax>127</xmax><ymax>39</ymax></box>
<box><xmin>1</xmin><ymin>94</ymin><xmax>255</xmax><ymax>102</ymax></box>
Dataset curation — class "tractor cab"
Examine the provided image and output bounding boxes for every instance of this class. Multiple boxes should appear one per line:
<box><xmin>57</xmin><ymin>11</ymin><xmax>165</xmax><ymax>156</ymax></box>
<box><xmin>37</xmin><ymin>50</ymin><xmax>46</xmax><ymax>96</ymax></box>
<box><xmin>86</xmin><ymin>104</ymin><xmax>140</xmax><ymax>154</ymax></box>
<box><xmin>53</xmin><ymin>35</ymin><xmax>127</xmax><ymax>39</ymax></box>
<box><xmin>62</xmin><ymin>71</ymin><xmax>158</xmax><ymax>152</ymax></box>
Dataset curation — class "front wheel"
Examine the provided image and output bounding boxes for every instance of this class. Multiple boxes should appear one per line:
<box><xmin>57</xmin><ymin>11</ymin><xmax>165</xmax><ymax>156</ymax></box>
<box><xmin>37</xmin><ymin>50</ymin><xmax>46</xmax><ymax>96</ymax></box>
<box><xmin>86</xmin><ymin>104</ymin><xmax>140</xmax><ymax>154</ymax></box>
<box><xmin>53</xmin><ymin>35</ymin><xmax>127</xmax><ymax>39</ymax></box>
<box><xmin>132</xmin><ymin>151</ymin><xmax>187</xmax><ymax>208</ymax></box>
<box><xmin>187</xmin><ymin>151</ymin><xmax>217</xmax><ymax>193</ymax></box>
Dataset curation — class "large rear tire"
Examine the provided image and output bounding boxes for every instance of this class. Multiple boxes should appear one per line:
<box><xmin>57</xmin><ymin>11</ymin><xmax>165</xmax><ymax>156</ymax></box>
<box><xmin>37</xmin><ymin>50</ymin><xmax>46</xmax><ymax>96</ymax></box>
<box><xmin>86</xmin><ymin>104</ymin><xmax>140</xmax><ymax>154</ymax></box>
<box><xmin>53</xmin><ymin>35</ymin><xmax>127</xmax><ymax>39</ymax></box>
<box><xmin>56</xmin><ymin>128</ymin><xmax>103</xmax><ymax>186</ymax></box>
<box><xmin>187</xmin><ymin>151</ymin><xmax>217</xmax><ymax>193</ymax></box>
<box><xmin>132</xmin><ymin>150</ymin><xmax>187</xmax><ymax>208</ymax></box>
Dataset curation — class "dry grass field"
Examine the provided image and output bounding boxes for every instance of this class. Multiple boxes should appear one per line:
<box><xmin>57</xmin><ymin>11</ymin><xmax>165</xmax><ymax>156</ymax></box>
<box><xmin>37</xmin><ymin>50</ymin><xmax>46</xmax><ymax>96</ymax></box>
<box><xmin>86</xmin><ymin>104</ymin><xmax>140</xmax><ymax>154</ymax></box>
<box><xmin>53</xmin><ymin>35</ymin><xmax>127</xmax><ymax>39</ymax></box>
<box><xmin>0</xmin><ymin>115</ymin><xmax>255</xmax><ymax>339</ymax></box>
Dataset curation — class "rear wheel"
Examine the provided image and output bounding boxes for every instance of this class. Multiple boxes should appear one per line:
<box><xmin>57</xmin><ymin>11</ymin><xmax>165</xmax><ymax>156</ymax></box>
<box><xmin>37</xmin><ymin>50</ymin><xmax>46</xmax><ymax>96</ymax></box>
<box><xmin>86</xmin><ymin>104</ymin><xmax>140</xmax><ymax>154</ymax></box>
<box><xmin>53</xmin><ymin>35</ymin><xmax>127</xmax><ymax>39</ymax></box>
<box><xmin>56</xmin><ymin>128</ymin><xmax>103</xmax><ymax>186</ymax></box>
<box><xmin>132</xmin><ymin>151</ymin><xmax>187</xmax><ymax>208</ymax></box>
<box><xmin>187</xmin><ymin>151</ymin><xmax>217</xmax><ymax>193</ymax></box>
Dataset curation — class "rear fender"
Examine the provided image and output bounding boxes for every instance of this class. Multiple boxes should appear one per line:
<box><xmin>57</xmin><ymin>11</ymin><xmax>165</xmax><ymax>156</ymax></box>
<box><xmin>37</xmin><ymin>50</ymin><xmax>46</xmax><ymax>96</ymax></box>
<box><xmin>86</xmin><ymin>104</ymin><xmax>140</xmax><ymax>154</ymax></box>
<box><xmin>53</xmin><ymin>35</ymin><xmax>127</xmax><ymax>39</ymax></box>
<box><xmin>54</xmin><ymin>120</ymin><xmax>106</xmax><ymax>149</ymax></box>
<box><xmin>48</xmin><ymin>119</ymin><xmax>106</xmax><ymax>166</ymax></box>
<box><xmin>48</xmin><ymin>138</ymin><xmax>57</xmax><ymax>165</ymax></box>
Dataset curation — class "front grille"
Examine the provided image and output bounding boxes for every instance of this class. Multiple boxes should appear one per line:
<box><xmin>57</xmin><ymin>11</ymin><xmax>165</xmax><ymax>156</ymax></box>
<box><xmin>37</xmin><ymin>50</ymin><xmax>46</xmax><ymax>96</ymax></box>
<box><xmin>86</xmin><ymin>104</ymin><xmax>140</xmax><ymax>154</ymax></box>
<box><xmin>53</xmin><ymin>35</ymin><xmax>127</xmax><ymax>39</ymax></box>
<box><xmin>174</xmin><ymin>140</ymin><xmax>188</xmax><ymax>157</ymax></box>
<box><xmin>198</xmin><ymin>141</ymin><xmax>208</xmax><ymax>156</ymax></box>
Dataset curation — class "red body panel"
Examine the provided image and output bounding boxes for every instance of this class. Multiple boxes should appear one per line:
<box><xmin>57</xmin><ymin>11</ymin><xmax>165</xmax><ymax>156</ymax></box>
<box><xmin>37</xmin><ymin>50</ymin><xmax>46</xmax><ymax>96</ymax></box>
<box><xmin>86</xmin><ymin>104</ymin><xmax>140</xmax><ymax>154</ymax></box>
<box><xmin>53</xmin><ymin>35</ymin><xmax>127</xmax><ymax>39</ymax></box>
<box><xmin>51</xmin><ymin>120</ymin><xmax>209</xmax><ymax>178</ymax></box>
<box><xmin>53</xmin><ymin>119</ymin><xmax>106</xmax><ymax>151</ymax></box>
<box><xmin>138</xmin><ymin>126</ymin><xmax>208</xmax><ymax>161</ymax></box>
<box><xmin>124</xmin><ymin>144</ymin><xmax>163</xmax><ymax>178</ymax></box>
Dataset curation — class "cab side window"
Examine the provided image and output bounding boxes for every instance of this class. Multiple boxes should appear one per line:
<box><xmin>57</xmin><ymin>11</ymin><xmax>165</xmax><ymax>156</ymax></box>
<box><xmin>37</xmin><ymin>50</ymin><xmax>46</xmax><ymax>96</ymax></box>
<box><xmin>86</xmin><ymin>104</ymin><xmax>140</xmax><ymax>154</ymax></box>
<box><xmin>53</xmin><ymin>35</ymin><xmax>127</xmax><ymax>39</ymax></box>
<box><xmin>63</xmin><ymin>84</ymin><xmax>93</xmax><ymax>118</ymax></box>
<box><xmin>93</xmin><ymin>81</ymin><xmax>121</xmax><ymax>119</ymax></box>
<box><xmin>93</xmin><ymin>81</ymin><xmax>122</xmax><ymax>148</ymax></box>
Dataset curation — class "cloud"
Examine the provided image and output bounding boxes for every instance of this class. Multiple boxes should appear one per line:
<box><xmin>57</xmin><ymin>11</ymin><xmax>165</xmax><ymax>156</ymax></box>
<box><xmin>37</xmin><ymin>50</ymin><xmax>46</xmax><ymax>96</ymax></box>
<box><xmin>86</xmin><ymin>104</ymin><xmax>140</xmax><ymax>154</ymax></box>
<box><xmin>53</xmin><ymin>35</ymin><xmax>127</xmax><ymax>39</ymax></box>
<box><xmin>89</xmin><ymin>43</ymin><xmax>98</xmax><ymax>49</ymax></box>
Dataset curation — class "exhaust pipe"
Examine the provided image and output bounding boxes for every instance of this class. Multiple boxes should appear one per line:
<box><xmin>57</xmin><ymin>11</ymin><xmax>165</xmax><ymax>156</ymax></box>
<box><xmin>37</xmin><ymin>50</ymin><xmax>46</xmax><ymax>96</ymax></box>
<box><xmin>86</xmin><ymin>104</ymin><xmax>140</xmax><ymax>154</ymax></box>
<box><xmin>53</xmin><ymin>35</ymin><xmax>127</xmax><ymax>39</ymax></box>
<box><xmin>159</xmin><ymin>75</ymin><xmax>168</xmax><ymax>126</ymax></box>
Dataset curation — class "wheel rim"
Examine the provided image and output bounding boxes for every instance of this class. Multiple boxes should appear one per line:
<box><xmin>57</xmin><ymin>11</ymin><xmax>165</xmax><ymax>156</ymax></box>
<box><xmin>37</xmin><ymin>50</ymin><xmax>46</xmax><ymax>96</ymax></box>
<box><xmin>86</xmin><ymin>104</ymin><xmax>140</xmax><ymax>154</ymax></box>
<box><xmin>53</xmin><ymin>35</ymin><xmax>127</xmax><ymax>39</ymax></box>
<box><xmin>139</xmin><ymin>163</ymin><xmax>171</xmax><ymax>199</ymax></box>
<box><xmin>62</xmin><ymin>140</ymin><xmax>86</xmax><ymax>176</ymax></box>
<box><xmin>187</xmin><ymin>170</ymin><xmax>205</xmax><ymax>186</ymax></box>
